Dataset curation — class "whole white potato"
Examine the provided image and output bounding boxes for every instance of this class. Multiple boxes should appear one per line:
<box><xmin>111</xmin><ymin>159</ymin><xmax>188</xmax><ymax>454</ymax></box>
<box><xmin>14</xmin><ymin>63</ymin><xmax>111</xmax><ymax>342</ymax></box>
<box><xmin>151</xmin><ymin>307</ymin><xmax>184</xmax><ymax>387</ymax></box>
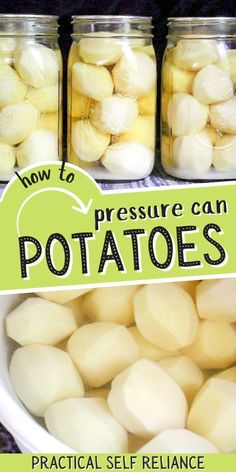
<box><xmin>138</xmin><ymin>429</ymin><xmax>218</xmax><ymax>453</ymax></box>
<box><xmin>0</xmin><ymin>64</ymin><xmax>27</xmax><ymax>107</ymax></box>
<box><xmin>9</xmin><ymin>344</ymin><xmax>84</xmax><ymax>416</ymax></box>
<box><xmin>14</xmin><ymin>43</ymin><xmax>59</xmax><ymax>88</ymax></box>
<box><xmin>173</xmin><ymin>39</ymin><xmax>219</xmax><ymax>71</ymax></box>
<box><xmin>72</xmin><ymin>62</ymin><xmax>114</xmax><ymax>101</ymax></box>
<box><xmin>16</xmin><ymin>128</ymin><xmax>58</xmax><ymax>168</ymax></box>
<box><xmin>6</xmin><ymin>297</ymin><xmax>77</xmax><ymax>346</ymax></box>
<box><xmin>72</xmin><ymin>119</ymin><xmax>110</xmax><ymax>162</ymax></box>
<box><xmin>112</xmin><ymin>52</ymin><xmax>156</xmax><ymax>97</ymax></box>
<box><xmin>108</xmin><ymin>359</ymin><xmax>188</xmax><ymax>438</ymax></box>
<box><xmin>79</xmin><ymin>37</ymin><xmax>123</xmax><ymax>66</ymax></box>
<box><xmin>101</xmin><ymin>141</ymin><xmax>154</xmax><ymax>179</ymax></box>
<box><xmin>193</xmin><ymin>65</ymin><xmax>233</xmax><ymax>104</ymax></box>
<box><xmin>45</xmin><ymin>398</ymin><xmax>128</xmax><ymax>452</ymax></box>
<box><xmin>134</xmin><ymin>283</ymin><xmax>199</xmax><ymax>352</ymax></box>
<box><xmin>173</xmin><ymin>132</ymin><xmax>213</xmax><ymax>174</ymax></box>
<box><xmin>187</xmin><ymin>378</ymin><xmax>236</xmax><ymax>452</ymax></box>
<box><xmin>210</xmin><ymin>97</ymin><xmax>236</xmax><ymax>134</ymax></box>
<box><xmin>0</xmin><ymin>103</ymin><xmax>38</xmax><ymax>145</ymax></box>
<box><xmin>67</xmin><ymin>321</ymin><xmax>139</xmax><ymax>387</ymax></box>
<box><xmin>90</xmin><ymin>95</ymin><xmax>138</xmax><ymax>134</ymax></box>
<box><xmin>168</xmin><ymin>93</ymin><xmax>208</xmax><ymax>136</ymax></box>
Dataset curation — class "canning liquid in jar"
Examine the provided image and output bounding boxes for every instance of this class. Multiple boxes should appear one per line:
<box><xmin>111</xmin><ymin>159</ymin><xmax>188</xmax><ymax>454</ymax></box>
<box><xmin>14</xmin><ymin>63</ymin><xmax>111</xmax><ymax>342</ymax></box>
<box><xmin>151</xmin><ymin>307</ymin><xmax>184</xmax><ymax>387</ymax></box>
<box><xmin>161</xmin><ymin>17</ymin><xmax>236</xmax><ymax>180</ymax></box>
<box><xmin>0</xmin><ymin>15</ymin><xmax>62</xmax><ymax>182</ymax></box>
<box><xmin>68</xmin><ymin>16</ymin><xmax>157</xmax><ymax>180</ymax></box>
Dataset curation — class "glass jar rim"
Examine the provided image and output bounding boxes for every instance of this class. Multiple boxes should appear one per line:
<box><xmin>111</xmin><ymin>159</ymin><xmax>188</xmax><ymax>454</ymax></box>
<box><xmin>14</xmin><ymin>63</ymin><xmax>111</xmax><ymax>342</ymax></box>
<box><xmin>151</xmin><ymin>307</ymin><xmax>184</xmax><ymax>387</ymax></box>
<box><xmin>168</xmin><ymin>17</ymin><xmax>236</xmax><ymax>25</ymax></box>
<box><xmin>0</xmin><ymin>14</ymin><xmax>59</xmax><ymax>36</ymax></box>
<box><xmin>72</xmin><ymin>15</ymin><xmax>152</xmax><ymax>23</ymax></box>
<box><xmin>0</xmin><ymin>14</ymin><xmax>58</xmax><ymax>21</ymax></box>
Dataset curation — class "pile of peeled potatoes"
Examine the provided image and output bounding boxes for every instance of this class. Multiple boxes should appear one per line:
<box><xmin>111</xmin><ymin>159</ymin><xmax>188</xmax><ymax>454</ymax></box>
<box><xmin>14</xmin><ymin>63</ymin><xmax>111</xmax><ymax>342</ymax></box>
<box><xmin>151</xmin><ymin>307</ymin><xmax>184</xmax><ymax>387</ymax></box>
<box><xmin>5</xmin><ymin>279</ymin><xmax>236</xmax><ymax>453</ymax></box>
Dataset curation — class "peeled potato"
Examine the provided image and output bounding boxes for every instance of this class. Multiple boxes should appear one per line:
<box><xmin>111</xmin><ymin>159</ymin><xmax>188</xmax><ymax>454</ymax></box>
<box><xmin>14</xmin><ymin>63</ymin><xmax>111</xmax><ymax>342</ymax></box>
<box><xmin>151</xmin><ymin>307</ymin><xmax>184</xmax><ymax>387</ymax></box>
<box><xmin>173</xmin><ymin>40</ymin><xmax>219</xmax><ymax>71</ymax></box>
<box><xmin>138</xmin><ymin>429</ymin><xmax>218</xmax><ymax>453</ymax></box>
<box><xmin>128</xmin><ymin>327</ymin><xmax>179</xmax><ymax>362</ymax></box>
<box><xmin>0</xmin><ymin>143</ymin><xmax>16</xmax><ymax>174</ymax></box>
<box><xmin>134</xmin><ymin>283</ymin><xmax>199</xmax><ymax>352</ymax></box>
<box><xmin>6</xmin><ymin>297</ymin><xmax>77</xmax><ymax>346</ymax></box>
<box><xmin>45</xmin><ymin>398</ymin><xmax>128</xmax><ymax>452</ymax></box>
<box><xmin>196</xmin><ymin>278</ymin><xmax>236</xmax><ymax>322</ymax></box>
<box><xmin>71</xmin><ymin>92</ymin><xmax>92</xmax><ymax>119</ymax></box>
<box><xmin>82</xmin><ymin>286</ymin><xmax>139</xmax><ymax>326</ymax></box>
<box><xmin>72</xmin><ymin>119</ymin><xmax>110</xmax><ymax>162</ymax></box>
<box><xmin>36</xmin><ymin>288</ymin><xmax>92</xmax><ymax>304</ymax></box>
<box><xmin>210</xmin><ymin>97</ymin><xmax>236</xmax><ymax>134</ymax></box>
<box><xmin>182</xmin><ymin>320</ymin><xmax>236</xmax><ymax>369</ymax></box>
<box><xmin>187</xmin><ymin>378</ymin><xmax>236</xmax><ymax>452</ymax></box>
<box><xmin>79</xmin><ymin>37</ymin><xmax>122</xmax><ymax>66</ymax></box>
<box><xmin>138</xmin><ymin>89</ymin><xmax>156</xmax><ymax>115</ymax></box>
<box><xmin>173</xmin><ymin>132</ymin><xmax>213</xmax><ymax>174</ymax></box>
<box><xmin>0</xmin><ymin>64</ymin><xmax>27</xmax><ymax>107</ymax></box>
<box><xmin>14</xmin><ymin>44</ymin><xmax>59</xmax><ymax>88</ymax></box>
<box><xmin>9</xmin><ymin>344</ymin><xmax>84</xmax><ymax>416</ymax></box>
<box><xmin>37</xmin><ymin>112</ymin><xmax>59</xmax><ymax>132</ymax></box>
<box><xmin>72</xmin><ymin>62</ymin><xmax>114</xmax><ymax>101</ymax></box>
<box><xmin>119</xmin><ymin>115</ymin><xmax>155</xmax><ymax>150</ymax></box>
<box><xmin>213</xmin><ymin>135</ymin><xmax>236</xmax><ymax>171</ymax></box>
<box><xmin>0</xmin><ymin>103</ymin><xmax>38</xmax><ymax>145</ymax></box>
<box><xmin>215</xmin><ymin>49</ymin><xmax>236</xmax><ymax>83</ymax></box>
<box><xmin>112</xmin><ymin>52</ymin><xmax>156</xmax><ymax>97</ymax></box>
<box><xmin>67</xmin><ymin>322</ymin><xmax>139</xmax><ymax>387</ymax></box>
<box><xmin>26</xmin><ymin>84</ymin><xmax>58</xmax><ymax>112</ymax></box>
<box><xmin>193</xmin><ymin>65</ymin><xmax>233</xmax><ymax>105</ymax></box>
<box><xmin>158</xmin><ymin>355</ymin><xmax>204</xmax><ymax>405</ymax></box>
<box><xmin>16</xmin><ymin>129</ymin><xmax>58</xmax><ymax>167</ymax></box>
<box><xmin>108</xmin><ymin>359</ymin><xmax>188</xmax><ymax>439</ymax></box>
<box><xmin>214</xmin><ymin>366</ymin><xmax>236</xmax><ymax>383</ymax></box>
<box><xmin>101</xmin><ymin>141</ymin><xmax>154</xmax><ymax>179</ymax></box>
<box><xmin>163</xmin><ymin>60</ymin><xmax>195</xmax><ymax>93</ymax></box>
<box><xmin>90</xmin><ymin>95</ymin><xmax>138</xmax><ymax>134</ymax></box>
<box><xmin>168</xmin><ymin>93</ymin><xmax>208</xmax><ymax>136</ymax></box>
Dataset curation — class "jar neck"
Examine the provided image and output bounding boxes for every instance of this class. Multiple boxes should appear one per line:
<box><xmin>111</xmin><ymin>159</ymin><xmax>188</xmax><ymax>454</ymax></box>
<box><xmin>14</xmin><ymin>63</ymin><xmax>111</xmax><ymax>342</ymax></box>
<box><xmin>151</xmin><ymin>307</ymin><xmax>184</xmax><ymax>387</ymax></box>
<box><xmin>167</xmin><ymin>17</ymin><xmax>236</xmax><ymax>40</ymax></box>
<box><xmin>0</xmin><ymin>15</ymin><xmax>59</xmax><ymax>37</ymax></box>
<box><xmin>72</xmin><ymin>15</ymin><xmax>153</xmax><ymax>38</ymax></box>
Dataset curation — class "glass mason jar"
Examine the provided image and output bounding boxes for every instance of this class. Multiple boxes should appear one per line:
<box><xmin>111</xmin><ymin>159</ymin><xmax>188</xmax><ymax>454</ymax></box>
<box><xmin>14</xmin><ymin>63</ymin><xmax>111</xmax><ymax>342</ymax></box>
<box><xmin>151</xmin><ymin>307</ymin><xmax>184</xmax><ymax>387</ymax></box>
<box><xmin>68</xmin><ymin>16</ymin><xmax>157</xmax><ymax>180</ymax></box>
<box><xmin>0</xmin><ymin>15</ymin><xmax>62</xmax><ymax>182</ymax></box>
<box><xmin>161</xmin><ymin>18</ymin><xmax>236</xmax><ymax>180</ymax></box>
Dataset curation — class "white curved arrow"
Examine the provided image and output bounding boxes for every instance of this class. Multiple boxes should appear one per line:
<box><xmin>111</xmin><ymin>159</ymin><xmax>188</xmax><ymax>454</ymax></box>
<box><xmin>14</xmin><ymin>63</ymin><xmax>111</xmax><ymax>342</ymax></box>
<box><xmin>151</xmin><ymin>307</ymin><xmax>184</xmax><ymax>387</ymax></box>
<box><xmin>16</xmin><ymin>187</ymin><xmax>93</xmax><ymax>237</ymax></box>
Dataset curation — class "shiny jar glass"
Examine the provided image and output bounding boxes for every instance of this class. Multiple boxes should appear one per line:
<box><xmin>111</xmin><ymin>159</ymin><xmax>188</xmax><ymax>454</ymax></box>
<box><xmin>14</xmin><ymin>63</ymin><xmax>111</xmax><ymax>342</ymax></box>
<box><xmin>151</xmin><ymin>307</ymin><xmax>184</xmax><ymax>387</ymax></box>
<box><xmin>68</xmin><ymin>16</ymin><xmax>157</xmax><ymax>180</ymax></box>
<box><xmin>0</xmin><ymin>14</ymin><xmax>62</xmax><ymax>182</ymax></box>
<box><xmin>161</xmin><ymin>17</ymin><xmax>236</xmax><ymax>180</ymax></box>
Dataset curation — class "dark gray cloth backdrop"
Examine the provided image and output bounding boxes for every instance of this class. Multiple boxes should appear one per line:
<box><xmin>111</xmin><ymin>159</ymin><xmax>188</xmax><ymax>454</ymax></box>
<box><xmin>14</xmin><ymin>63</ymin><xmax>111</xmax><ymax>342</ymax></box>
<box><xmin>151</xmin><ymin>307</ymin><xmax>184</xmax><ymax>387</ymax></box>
<box><xmin>0</xmin><ymin>0</ymin><xmax>235</xmax><ymax>453</ymax></box>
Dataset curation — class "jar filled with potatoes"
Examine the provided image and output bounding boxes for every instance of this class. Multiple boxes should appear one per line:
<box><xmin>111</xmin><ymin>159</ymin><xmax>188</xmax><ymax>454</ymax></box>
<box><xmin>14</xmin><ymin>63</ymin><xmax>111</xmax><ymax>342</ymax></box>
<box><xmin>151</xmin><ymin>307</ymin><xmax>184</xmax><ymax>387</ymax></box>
<box><xmin>5</xmin><ymin>279</ymin><xmax>236</xmax><ymax>453</ymax></box>
<box><xmin>67</xmin><ymin>16</ymin><xmax>157</xmax><ymax>180</ymax></box>
<box><xmin>0</xmin><ymin>15</ymin><xmax>62</xmax><ymax>181</ymax></box>
<box><xmin>161</xmin><ymin>17</ymin><xmax>236</xmax><ymax>180</ymax></box>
